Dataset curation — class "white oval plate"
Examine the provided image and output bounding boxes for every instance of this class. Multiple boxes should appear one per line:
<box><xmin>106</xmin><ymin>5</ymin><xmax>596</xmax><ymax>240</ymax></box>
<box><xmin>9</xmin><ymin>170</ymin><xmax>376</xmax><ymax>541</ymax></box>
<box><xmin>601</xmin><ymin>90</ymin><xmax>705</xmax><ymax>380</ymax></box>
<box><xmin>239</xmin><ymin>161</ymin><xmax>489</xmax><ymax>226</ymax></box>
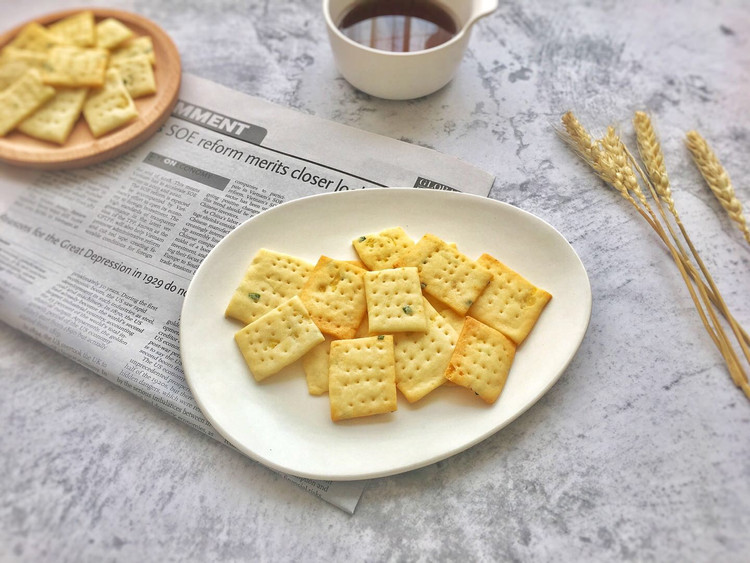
<box><xmin>180</xmin><ymin>188</ymin><xmax>591</xmax><ymax>480</ymax></box>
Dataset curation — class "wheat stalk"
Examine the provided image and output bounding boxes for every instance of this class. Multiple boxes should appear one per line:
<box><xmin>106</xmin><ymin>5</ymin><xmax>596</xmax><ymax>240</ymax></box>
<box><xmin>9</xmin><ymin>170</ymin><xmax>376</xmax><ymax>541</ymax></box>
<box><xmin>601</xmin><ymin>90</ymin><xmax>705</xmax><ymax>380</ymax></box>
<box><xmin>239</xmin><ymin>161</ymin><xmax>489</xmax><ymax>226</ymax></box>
<box><xmin>560</xmin><ymin>111</ymin><xmax>750</xmax><ymax>399</ymax></box>
<box><xmin>634</xmin><ymin>113</ymin><xmax>750</xmax><ymax>370</ymax></box>
<box><xmin>686</xmin><ymin>130</ymin><xmax>750</xmax><ymax>244</ymax></box>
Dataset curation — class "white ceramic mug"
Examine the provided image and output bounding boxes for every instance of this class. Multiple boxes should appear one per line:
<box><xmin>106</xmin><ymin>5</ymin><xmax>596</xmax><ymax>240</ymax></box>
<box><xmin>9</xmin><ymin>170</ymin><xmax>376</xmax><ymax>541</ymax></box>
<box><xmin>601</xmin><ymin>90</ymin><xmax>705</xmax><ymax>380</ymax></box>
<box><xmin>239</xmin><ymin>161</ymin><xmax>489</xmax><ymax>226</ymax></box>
<box><xmin>323</xmin><ymin>0</ymin><xmax>499</xmax><ymax>100</ymax></box>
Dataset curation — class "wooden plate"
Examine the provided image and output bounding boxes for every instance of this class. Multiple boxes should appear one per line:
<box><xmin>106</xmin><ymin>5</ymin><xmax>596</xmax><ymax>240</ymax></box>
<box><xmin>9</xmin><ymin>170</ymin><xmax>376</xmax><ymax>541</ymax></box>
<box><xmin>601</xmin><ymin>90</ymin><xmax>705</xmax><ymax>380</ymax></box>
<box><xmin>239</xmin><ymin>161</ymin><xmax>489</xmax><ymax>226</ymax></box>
<box><xmin>0</xmin><ymin>8</ymin><xmax>181</xmax><ymax>170</ymax></box>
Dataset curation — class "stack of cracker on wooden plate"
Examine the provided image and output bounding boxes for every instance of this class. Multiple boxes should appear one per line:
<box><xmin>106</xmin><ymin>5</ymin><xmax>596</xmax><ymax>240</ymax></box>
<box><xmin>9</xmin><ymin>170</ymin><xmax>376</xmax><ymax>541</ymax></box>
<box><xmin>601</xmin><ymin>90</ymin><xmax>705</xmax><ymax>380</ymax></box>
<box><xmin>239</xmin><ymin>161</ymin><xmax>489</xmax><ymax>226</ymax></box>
<box><xmin>0</xmin><ymin>10</ymin><xmax>157</xmax><ymax>143</ymax></box>
<box><xmin>225</xmin><ymin>227</ymin><xmax>553</xmax><ymax>423</ymax></box>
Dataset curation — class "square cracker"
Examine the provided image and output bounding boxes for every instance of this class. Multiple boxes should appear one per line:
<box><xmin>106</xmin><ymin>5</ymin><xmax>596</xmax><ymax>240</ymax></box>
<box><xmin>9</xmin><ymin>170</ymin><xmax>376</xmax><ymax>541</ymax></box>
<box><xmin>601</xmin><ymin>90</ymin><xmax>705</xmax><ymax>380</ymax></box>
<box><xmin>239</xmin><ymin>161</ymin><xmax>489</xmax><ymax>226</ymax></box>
<box><xmin>6</xmin><ymin>23</ymin><xmax>61</xmax><ymax>52</ymax></box>
<box><xmin>47</xmin><ymin>11</ymin><xmax>96</xmax><ymax>47</ymax></box>
<box><xmin>110</xmin><ymin>36</ymin><xmax>156</xmax><ymax>65</ymax></box>
<box><xmin>225</xmin><ymin>249</ymin><xmax>314</xmax><ymax>325</ymax></box>
<box><xmin>42</xmin><ymin>46</ymin><xmax>109</xmax><ymax>87</ymax></box>
<box><xmin>395</xmin><ymin>233</ymin><xmax>492</xmax><ymax>316</ymax></box>
<box><xmin>444</xmin><ymin>317</ymin><xmax>516</xmax><ymax>404</ymax></box>
<box><xmin>468</xmin><ymin>253</ymin><xmax>552</xmax><ymax>344</ymax></box>
<box><xmin>109</xmin><ymin>54</ymin><xmax>156</xmax><ymax>98</ymax></box>
<box><xmin>394</xmin><ymin>299</ymin><xmax>458</xmax><ymax>402</ymax></box>
<box><xmin>17</xmin><ymin>87</ymin><xmax>87</xmax><ymax>144</ymax></box>
<box><xmin>364</xmin><ymin>267</ymin><xmax>427</xmax><ymax>334</ymax></box>
<box><xmin>82</xmin><ymin>67</ymin><xmax>139</xmax><ymax>137</ymax></box>
<box><xmin>328</xmin><ymin>335</ymin><xmax>397</xmax><ymax>421</ymax></box>
<box><xmin>96</xmin><ymin>18</ymin><xmax>134</xmax><ymax>50</ymax></box>
<box><xmin>234</xmin><ymin>295</ymin><xmax>324</xmax><ymax>381</ymax></box>
<box><xmin>0</xmin><ymin>69</ymin><xmax>56</xmax><ymax>136</ymax></box>
<box><xmin>299</xmin><ymin>256</ymin><xmax>367</xmax><ymax>340</ymax></box>
<box><xmin>352</xmin><ymin>227</ymin><xmax>414</xmax><ymax>270</ymax></box>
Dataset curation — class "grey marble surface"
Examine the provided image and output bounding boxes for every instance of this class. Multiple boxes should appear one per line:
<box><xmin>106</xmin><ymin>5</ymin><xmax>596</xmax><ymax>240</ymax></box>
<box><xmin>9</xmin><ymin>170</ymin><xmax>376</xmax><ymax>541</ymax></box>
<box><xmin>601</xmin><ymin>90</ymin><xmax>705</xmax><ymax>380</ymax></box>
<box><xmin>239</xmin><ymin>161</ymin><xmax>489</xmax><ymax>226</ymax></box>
<box><xmin>2</xmin><ymin>0</ymin><xmax>749</xmax><ymax>561</ymax></box>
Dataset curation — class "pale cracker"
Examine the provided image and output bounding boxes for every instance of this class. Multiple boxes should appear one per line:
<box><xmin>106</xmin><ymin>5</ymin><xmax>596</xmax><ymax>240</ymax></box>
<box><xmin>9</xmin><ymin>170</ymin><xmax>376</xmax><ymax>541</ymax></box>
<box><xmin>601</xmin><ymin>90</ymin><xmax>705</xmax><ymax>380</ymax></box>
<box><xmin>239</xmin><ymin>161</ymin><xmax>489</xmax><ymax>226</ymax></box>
<box><xmin>6</xmin><ymin>23</ymin><xmax>61</xmax><ymax>52</ymax></box>
<box><xmin>82</xmin><ymin>67</ymin><xmax>139</xmax><ymax>137</ymax></box>
<box><xmin>302</xmin><ymin>334</ymin><xmax>334</xmax><ymax>396</ymax></box>
<box><xmin>225</xmin><ymin>249</ymin><xmax>314</xmax><ymax>325</ymax></box>
<box><xmin>352</xmin><ymin>227</ymin><xmax>414</xmax><ymax>270</ymax></box>
<box><xmin>444</xmin><ymin>317</ymin><xmax>516</xmax><ymax>404</ymax></box>
<box><xmin>328</xmin><ymin>335</ymin><xmax>397</xmax><ymax>421</ymax></box>
<box><xmin>0</xmin><ymin>60</ymin><xmax>32</xmax><ymax>91</ymax></box>
<box><xmin>47</xmin><ymin>11</ymin><xmax>96</xmax><ymax>47</ymax></box>
<box><xmin>0</xmin><ymin>47</ymin><xmax>49</xmax><ymax>68</ymax></box>
<box><xmin>468</xmin><ymin>253</ymin><xmax>552</xmax><ymax>345</ymax></box>
<box><xmin>394</xmin><ymin>299</ymin><xmax>457</xmax><ymax>402</ymax></box>
<box><xmin>0</xmin><ymin>68</ymin><xmax>56</xmax><ymax>136</ymax></box>
<box><xmin>364</xmin><ymin>266</ymin><xmax>427</xmax><ymax>333</ymax></box>
<box><xmin>438</xmin><ymin>306</ymin><xmax>466</xmax><ymax>334</ymax></box>
<box><xmin>110</xmin><ymin>36</ymin><xmax>156</xmax><ymax>65</ymax></box>
<box><xmin>109</xmin><ymin>54</ymin><xmax>156</xmax><ymax>98</ymax></box>
<box><xmin>355</xmin><ymin>312</ymin><xmax>370</xmax><ymax>337</ymax></box>
<box><xmin>395</xmin><ymin>233</ymin><xmax>492</xmax><ymax>315</ymax></box>
<box><xmin>42</xmin><ymin>45</ymin><xmax>108</xmax><ymax>87</ymax></box>
<box><xmin>17</xmin><ymin>87</ymin><xmax>87</xmax><ymax>144</ymax></box>
<box><xmin>96</xmin><ymin>18</ymin><xmax>134</xmax><ymax>50</ymax></box>
<box><xmin>234</xmin><ymin>295</ymin><xmax>324</xmax><ymax>381</ymax></box>
<box><xmin>299</xmin><ymin>256</ymin><xmax>367</xmax><ymax>340</ymax></box>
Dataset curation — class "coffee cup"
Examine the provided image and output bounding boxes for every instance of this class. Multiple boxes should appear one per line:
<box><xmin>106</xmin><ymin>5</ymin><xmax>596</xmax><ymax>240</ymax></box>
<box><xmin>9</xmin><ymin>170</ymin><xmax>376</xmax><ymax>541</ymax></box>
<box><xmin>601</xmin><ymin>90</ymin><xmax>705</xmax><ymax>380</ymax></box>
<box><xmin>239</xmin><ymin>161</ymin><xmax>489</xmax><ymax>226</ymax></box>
<box><xmin>323</xmin><ymin>0</ymin><xmax>498</xmax><ymax>100</ymax></box>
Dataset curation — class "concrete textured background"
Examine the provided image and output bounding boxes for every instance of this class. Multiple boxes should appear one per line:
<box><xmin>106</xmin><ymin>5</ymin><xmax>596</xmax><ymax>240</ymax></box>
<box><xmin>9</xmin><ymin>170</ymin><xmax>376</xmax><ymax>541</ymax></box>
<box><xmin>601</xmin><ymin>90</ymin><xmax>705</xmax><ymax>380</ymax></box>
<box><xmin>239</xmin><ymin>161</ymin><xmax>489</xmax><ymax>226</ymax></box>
<box><xmin>1</xmin><ymin>0</ymin><xmax>749</xmax><ymax>561</ymax></box>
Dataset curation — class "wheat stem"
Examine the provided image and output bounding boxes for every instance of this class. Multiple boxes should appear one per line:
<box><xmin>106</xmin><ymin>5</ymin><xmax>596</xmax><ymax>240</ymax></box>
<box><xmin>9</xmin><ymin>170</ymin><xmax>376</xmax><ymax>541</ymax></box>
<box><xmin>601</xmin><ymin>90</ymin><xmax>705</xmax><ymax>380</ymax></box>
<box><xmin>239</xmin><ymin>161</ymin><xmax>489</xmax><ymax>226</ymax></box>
<box><xmin>623</xmin><ymin>144</ymin><xmax>749</xmax><ymax>390</ymax></box>
<box><xmin>686</xmin><ymin>131</ymin><xmax>750</xmax><ymax>244</ymax></box>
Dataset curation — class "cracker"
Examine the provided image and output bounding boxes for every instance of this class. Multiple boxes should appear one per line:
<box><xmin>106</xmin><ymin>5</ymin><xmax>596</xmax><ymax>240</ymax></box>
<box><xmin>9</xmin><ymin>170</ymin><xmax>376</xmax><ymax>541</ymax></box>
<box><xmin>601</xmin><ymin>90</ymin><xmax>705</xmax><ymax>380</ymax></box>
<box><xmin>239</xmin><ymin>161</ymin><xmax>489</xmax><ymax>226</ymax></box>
<box><xmin>352</xmin><ymin>227</ymin><xmax>414</xmax><ymax>270</ymax></box>
<box><xmin>109</xmin><ymin>54</ymin><xmax>156</xmax><ymax>98</ymax></box>
<box><xmin>42</xmin><ymin>46</ymin><xmax>109</xmax><ymax>87</ymax></box>
<box><xmin>328</xmin><ymin>335</ymin><xmax>397</xmax><ymax>421</ymax></box>
<box><xmin>225</xmin><ymin>249</ymin><xmax>314</xmax><ymax>325</ymax></box>
<box><xmin>0</xmin><ymin>69</ymin><xmax>56</xmax><ymax>136</ymax></box>
<box><xmin>47</xmin><ymin>11</ymin><xmax>96</xmax><ymax>47</ymax></box>
<box><xmin>96</xmin><ymin>17</ymin><xmax>134</xmax><ymax>50</ymax></box>
<box><xmin>444</xmin><ymin>317</ymin><xmax>516</xmax><ymax>404</ymax></box>
<box><xmin>395</xmin><ymin>233</ymin><xmax>492</xmax><ymax>315</ymax></box>
<box><xmin>394</xmin><ymin>299</ymin><xmax>458</xmax><ymax>402</ymax></box>
<box><xmin>0</xmin><ymin>59</ymin><xmax>32</xmax><ymax>91</ymax></box>
<box><xmin>299</xmin><ymin>256</ymin><xmax>367</xmax><ymax>340</ymax></box>
<box><xmin>234</xmin><ymin>295</ymin><xmax>324</xmax><ymax>381</ymax></box>
<box><xmin>0</xmin><ymin>47</ymin><xmax>49</xmax><ymax>68</ymax></box>
<box><xmin>17</xmin><ymin>87</ymin><xmax>87</xmax><ymax>144</ymax></box>
<box><xmin>438</xmin><ymin>306</ymin><xmax>466</xmax><ymax>334</ymax></box>
<box><xmin>302</xmin><ymin>334</ymin><xmax>334</xmax><ymax>396</ymax></box>
<box><xmin>110</xmin><ymin>36</ymin><xmax>156</xmax><ymax>66</ymax></box>
<box><xmin>468</xmin><ymin>253</ymin><xmax>552</xmax><ymax>344</ymax></box>
<box><xmin>82</xmin><ymin>67</ymin><xmax>139</xmax><ymax>137</ymax></box>
<box><xmin>6</xmin><ymin>22</ymin><xmax>61</xmax><ymax>52</ymax></box>
<box><xmin>364</xmin><ymin>267</ymin><xmax>427</xmax><ymax>333</ymax></box>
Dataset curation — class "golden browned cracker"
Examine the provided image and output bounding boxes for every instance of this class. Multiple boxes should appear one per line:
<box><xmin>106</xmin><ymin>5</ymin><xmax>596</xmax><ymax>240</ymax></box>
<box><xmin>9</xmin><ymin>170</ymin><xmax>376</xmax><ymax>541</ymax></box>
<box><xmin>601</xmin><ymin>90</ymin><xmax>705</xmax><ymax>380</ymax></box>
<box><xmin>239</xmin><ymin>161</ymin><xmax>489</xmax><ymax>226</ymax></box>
<box><xmin>444</xmin><ymin>317</ymin><xmax>517</xmax><ymax>404</ymax></box>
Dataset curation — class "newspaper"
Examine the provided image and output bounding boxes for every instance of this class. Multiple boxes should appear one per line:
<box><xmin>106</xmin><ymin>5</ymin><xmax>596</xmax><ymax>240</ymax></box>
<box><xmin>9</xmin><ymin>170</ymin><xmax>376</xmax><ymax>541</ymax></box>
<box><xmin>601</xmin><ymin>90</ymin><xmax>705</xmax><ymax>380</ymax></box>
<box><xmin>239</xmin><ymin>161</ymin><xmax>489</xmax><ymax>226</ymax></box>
<box><xmin>0</xmin><ymin>73</ymin><xmax>494</xmax><ymax>514</ymax></box>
